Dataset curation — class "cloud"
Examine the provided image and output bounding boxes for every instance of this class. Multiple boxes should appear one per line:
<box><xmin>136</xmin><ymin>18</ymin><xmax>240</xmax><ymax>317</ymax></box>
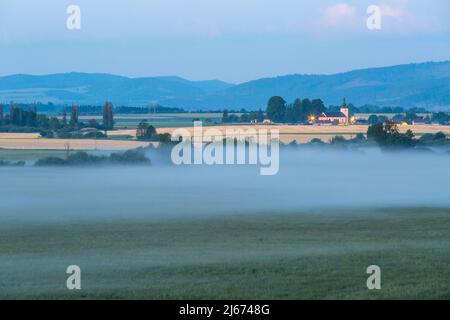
<box><xmin>380</xmin><ymin>4</ymin><xmax>408</xmax><ymax>19</ymax></box>
<box><xmin>377</xmin><ymin>0</ymin><xmax>443</xmax><ymax>34</ymax></box>
<box><xmin>379</xmin><ymin>0</ymin><xmax>412</xmax><ymax>21</ymax></box>
<box><xmin>322</xmin><ymin>3</ymin><xmax>358</xmax><ymax>28</ymax></box>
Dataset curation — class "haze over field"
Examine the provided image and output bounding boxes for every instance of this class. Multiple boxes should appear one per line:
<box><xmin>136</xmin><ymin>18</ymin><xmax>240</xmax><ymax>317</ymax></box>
<box><xmin>2</xmin><ymin>148</ymin><xmax>450</xmax><ymax>299</ymax></box>
<box><xmin>1</xmin><ymin>149</ymin><xmax>450</xmax><ymax>224</ymax></box>
<box><xmin>1</xmin><ymin>0</ymin><xmax>450</xmax><ymax>300</ymax></box>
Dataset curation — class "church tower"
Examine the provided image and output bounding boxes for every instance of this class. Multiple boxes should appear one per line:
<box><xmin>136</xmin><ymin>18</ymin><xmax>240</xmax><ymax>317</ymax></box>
<box><xmin>340</xmin><ymin>97</ymin><xmax>349</xmax><ymax>125</ymax></box>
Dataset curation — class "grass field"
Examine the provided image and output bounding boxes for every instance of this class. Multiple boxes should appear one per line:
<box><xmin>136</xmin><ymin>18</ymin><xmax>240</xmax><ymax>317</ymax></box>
<box><xmin>79</xmin><ymin>113</ymin><xmax>223</xmax><ymax>129</ymax></box>
<box><xmin>1</xmin><ymin>148</ymin><xmax>449</xmax><ymax>300</ymax></box>
<box><xmin>0</xmin><ymin>207</ymin><xmax>449</xmax><ymax>299</ymax></box>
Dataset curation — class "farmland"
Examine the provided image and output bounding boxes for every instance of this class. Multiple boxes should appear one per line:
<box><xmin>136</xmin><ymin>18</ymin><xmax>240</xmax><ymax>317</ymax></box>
<box><xmin>1</xmin><ymin>207</ymin><xmax>449</xmax><ymax>299</ymax></box>
<box><xmin>78</xmin><ymin>113</ymin><xmax>224</xmax><ymax>129</ymax></box>
<box><xmin>0</xmin><ymin>134</ymin><xmax>151</xmax><ymax>150</ymax></box>
<box><xmin>1</xmin><ymin>123</ymin><xmax>450</xmax><ymax>149</ymax></box>
<box><xmin>1</xmin><ymin>140</ymin><xmax>450</xmax><ymax>299</ymax></box>
<box><xmin>156</xmin><ymin>124</ymin><xmax>450</xmax><ymax>144</ymax></box>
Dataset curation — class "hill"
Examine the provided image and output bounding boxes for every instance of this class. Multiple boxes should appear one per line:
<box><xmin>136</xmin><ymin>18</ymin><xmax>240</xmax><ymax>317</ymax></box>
<box><xmin>0</xmin><ymin>61</ymin><xmax>449</xmax><ymax>110</ymax></box>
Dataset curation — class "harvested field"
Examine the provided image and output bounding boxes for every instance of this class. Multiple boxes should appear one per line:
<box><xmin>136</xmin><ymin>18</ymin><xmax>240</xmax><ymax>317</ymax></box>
<box><xmin>156</xmin><ymin>124</ymin><xmax>450</xmax><ymax>143</ymax></box>
<box><xmin>0</xmin><ymin>137</ymin><xmax>152</xmax><ymax>150</ymax></box>
<box><xmin>1</xmin><ymin>124</ymin><xmax>449</xmax><ymax>148</ymax></box>
<box><xmin>0</xmin><ymin>133</ymin><xmax>41</xmax><ymax>139</ymax></box>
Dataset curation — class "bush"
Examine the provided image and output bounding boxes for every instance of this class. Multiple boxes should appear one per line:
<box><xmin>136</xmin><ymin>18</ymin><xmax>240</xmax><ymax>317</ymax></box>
<box><xmin>418</xmin><ymin>132</ymin><xmax>448</xmax><ymax>146</ymax></box>
<box><xmin>109</xmin><ymin>149</ymin><xmax>150</xmax><ymax>164</ymax></box>
<box><xmin>367</xmin><ymin>123</ymin><xmax>417</xmax><ymax>149</ymax></box>
<box><xmin>66</xmin><ymin>152</ymin><xmax>106</xmax><ymax>165</ymax></box>
<box><xmin>331</xmin><ymin>136</ymin><xmax>347</xmax><ymax>145</ymax></box>
<box><xmin>309</xmin><ymin>138</ymin><xmax>324</xmax><ymax>145</ymax></box>
<box><xmin>82</xmin><ymin>131</ymin><xmax>107</xmax><ymax>139</ymax></box>
<box><xmin>156</xmin><ymin>133</ymin><xmax>172</xmax><ymax>143</ymax></box>
<box><xmin>35</xmin><ymin>157</ymin><xmax>68</xmax><ymax>166</ymax></box>
<box><xmin>34</xmin><ymin>149</ymin><xmax>150</xmax><ymax>167</ymax></box>
<box><xmin>0</xmin><ymin>160</ymin><xmax>26</xmax><ymax>167</ymax></box>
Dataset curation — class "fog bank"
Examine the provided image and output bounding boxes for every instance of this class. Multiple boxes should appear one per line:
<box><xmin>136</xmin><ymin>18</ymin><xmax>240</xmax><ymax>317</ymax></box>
<box><xmin>1</xmin><ymin>148</ymin><xmax>449</xmax><ymax>224</ymax></box>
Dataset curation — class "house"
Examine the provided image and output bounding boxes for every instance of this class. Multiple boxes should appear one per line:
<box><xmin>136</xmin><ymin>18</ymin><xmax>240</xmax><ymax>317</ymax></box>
<box><xmin>314</xmin><ymin>119</ymin><xmax>335</xmax><ymax>126</ymax></box>
<box><xmin>317</xmin><ymin>98</ymin><xmax>350</xmax><ymax>125</ymax></box>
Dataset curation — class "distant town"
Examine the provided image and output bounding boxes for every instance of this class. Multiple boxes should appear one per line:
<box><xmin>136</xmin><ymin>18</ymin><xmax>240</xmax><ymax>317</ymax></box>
<box><xmin>1</xmin><ymin>96</ymin><xmax>448</xmax><ymax>137</ymax></box>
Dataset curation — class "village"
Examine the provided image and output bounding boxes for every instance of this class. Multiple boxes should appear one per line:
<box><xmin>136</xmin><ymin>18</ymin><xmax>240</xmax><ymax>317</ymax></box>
<box><xmin>244</xmin><ymin>97</ymin><xmax>440</xmax><ymax>127</ymax></box>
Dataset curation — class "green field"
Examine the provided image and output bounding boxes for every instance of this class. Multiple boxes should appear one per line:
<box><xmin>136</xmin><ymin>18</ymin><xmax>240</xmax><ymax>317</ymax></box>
<box><xmin>109</xmin><ymin>113</ymin><xmax>224</xmax><ymax>129</ymax></box>
<box><xmin>1</xmin><ymin>207</ymin><xmax>449</xmax><ymax>300</ymax></box>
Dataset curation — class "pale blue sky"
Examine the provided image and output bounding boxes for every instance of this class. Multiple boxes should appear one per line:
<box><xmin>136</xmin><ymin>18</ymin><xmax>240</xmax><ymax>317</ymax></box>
<box><xmin>0</xmin><ymin>0</ymin><xmax>449</xmax><ymax>82</ymax></box>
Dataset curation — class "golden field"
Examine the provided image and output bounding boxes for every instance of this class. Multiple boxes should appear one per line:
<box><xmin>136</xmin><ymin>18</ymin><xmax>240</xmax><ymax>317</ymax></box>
<box><xmin>156</xmin><ymin>124</ymin><xmax>450</xmax><ymax>144</ymax></box>
<box><xmin>0</xmin><ymin>134</ymin><xmax>152</xmax><ymax>150</ymax></box>
<box><xmin>1</xmin><ymin>124</ymin><xmax>449</xmax><ymax>149</ymax></box>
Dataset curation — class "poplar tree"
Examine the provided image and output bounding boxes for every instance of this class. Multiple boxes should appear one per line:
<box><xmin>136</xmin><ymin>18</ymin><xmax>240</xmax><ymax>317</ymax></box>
<box><xmin>102</xmin><ymin>102</ymin><xmax>114</xmax><ymax>130</ymax></box>
<box><xmin>70</xmin><ymin>104</ymin><xmax>79</xmax><ymax>128</ymax></box>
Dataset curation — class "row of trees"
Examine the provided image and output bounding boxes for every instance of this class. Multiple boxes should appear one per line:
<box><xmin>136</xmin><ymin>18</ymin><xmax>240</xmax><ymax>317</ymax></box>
<box><xmin>367</xmin><ymin>112</ymin><xmax>450</xmax><ymax>125</ymax></box>
<box><xmin>74</xmin><ymin>104</ymin><xmax>186</xmax><ymax>115</ymax></box>
<box><xmin>221</xmin><ymin>96</ymin><xmax>329</xmax><ymax>124</ymax></box>
<box><xmin>267</xmin><ymin>96</ymin><xmax>327</xmax><ymax>123</ymax></box>
<box><xmin>367</xmin><ymin>113</ymin><xmax>426</xmax><ymax>125</ymax></box>
<box><xmin>35</xmin><ymin>149</ymin><xmax>150</xmax><ymax>167</ymax></box>
<box><xmin>221</xmin><ymin>96</ymin><xmax>449</xmax><ymax>125</ymax></box>
<box><xmin>0</xmin><ymin>104</ymin><xmax>61</xmax><ymax>131</ymax></box>
<box><xmin>431</xmin><ymin>112</ymin><xmax>450</xmax><ymax>124</ymax></box>
<box><xmin>0</xmin><ymin>102</ymin><xmax>115</xmax><ymax>133</ymax></box>
<box><xmin>222</xmin><ymin>109</ymin><xmax>265</xmax><ymax>123</ymax></box>
<box><xmin>301</xmin><ymin>125</ymin><xmax>447</xmax><ymax>149</ymax></box>
<box><xmin>348</xmin><ymin>104</ymin><xmax>429</xmax><ymax>114</ymax></box>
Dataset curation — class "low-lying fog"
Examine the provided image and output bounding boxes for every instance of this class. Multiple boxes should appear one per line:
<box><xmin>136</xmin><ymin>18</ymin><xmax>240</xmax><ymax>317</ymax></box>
<box><xmin>1</xmin><ymin>148</ymin><xmax>450</xmax><ymax>223</ymax></box>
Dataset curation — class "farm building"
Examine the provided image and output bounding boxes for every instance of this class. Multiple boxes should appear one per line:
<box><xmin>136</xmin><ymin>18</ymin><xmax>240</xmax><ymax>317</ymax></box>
<box><xmin>317</xmin><ymin>98</ymin><xmax>350</xmax><ymax>125</ymax></box>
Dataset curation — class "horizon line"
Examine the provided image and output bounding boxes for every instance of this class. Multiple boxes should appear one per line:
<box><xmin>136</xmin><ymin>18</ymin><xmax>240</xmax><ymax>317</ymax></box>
<box><xmin>1</xmin><ymin>60</ymin><xmax>449</xmax><ymax>85</ymax></box>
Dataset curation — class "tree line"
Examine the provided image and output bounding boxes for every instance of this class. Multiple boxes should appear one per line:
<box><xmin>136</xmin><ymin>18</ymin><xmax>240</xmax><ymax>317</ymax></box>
<box><xmin>367</xmin><ymin>112</ymin><xmax>450</xmax><ymax>125</ymax></box>
<box><xmin>221</xmin><ymin>96</ymin><xmax>449</xmax><ymax>125</ymax></box>
<box><xmin>222</xmin><ymin>96</ymin><xmax>329</xmax><ymax>124</ymax></box>
<box><xmin>0</xmin><ymin>102</ymin><xmax>115</xmax><ymax>137</ymax></box>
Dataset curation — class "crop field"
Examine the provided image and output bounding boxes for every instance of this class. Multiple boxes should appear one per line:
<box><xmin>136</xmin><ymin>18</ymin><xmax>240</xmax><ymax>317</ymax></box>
<box><xmin>155</xmin><ymin>124</ymin><xmax>450</xmax><ymax>144</ymax></box>
<box><xmin>0</xmin><ymin>138</ymin><xmax>150</xmax><ymax>150</ymax></box>
<box><xmin>0</xmin><ymin>207</ymin><xmax>449</xmax><ymax>299</ymax></box>
<box><xmin>0</xmin><ymin>133</ymin><xmax>152</xmax><ymax>150</ymax></box>
<box><xmin>1</xmin><ymin>124</ymin><xmax>449</xmax><ymax>148</ymax></box>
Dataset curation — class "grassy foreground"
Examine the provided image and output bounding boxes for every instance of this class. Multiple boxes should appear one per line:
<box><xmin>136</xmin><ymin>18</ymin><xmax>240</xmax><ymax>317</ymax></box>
<box><xmin>0</xmin><ymin>208</ymin><xmax>449</xmax><ymax>300</ymax></box>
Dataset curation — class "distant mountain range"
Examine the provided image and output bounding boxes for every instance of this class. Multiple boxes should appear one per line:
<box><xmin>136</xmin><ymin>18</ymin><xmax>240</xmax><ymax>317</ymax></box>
<box><xmin>0</xmin><ymin>61</ymin><xmax>449</xmax><ymax>111</ymax></box>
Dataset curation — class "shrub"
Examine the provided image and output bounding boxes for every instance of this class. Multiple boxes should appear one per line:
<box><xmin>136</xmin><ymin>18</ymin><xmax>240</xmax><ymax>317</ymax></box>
<box><xmin>109</xmin><ymin>148</ymin><xmax>150</xmax><ymax>164</ymax></box>
<box><xmin>0</xmin><ymin>160</ymin><xmax>26</xmax><ymax>167</ymax></box>
<box><xmin>34</xmin><ymin>149</ymin><xmax>150</xmax><ymax>166</ymax></box>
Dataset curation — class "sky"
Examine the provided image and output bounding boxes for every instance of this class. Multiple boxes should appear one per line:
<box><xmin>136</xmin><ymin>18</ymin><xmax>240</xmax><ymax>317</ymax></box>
<box><xmin>0</xmin><ymin>0</ymin><xmax>449</xmax><ymax>83</ymax></box>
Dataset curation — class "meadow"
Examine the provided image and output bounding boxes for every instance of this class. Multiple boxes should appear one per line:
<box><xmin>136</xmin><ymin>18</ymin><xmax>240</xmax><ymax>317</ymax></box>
<box><xmin>1</xmin><ymin>149</ymin><xmax>450</xmax><ymax>300</ymax></box>
<box><xmin>0</xmin><ymin>208</ymin><xmax>449</xmax><ymax>299</ymax></box>
<box><xmin>79</xmin><ymin>113</ymin><xmax>223</xmax><ymax>129</ymax></box>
